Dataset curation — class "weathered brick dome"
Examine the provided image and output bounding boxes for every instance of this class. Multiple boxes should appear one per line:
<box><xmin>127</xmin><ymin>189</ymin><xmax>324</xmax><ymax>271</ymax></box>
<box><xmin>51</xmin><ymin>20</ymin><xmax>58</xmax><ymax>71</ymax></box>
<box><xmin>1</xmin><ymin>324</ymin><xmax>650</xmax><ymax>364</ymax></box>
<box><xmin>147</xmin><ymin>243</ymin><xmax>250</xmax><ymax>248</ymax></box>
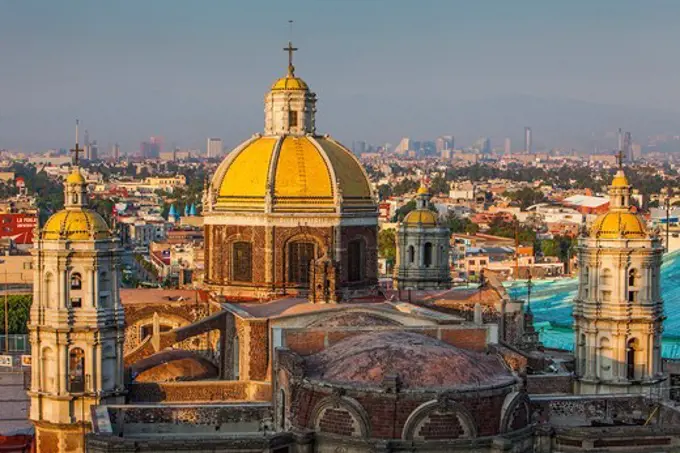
<box><xmin>305</xmin><ymin>331</ymin><xmax>514</xmax><ymax>389</ymax></box>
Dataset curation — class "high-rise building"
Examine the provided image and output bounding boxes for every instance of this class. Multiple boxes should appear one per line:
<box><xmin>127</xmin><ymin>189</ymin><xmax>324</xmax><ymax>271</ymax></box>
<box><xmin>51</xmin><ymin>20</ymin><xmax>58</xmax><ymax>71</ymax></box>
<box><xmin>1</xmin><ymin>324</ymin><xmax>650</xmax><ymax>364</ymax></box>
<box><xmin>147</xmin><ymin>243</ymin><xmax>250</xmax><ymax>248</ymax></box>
<box><xmin>140</xmin><ymin>137</ymin><xmax>161</xmax><ymax>159</ymax></box>
<box><xmin>394</xmin><ymin>137</ymin><xmax>411</xmax><ymax>155</ymax></box>
<box><xmin>624</xmin><ymin>131</ymin><xmax>633</xmax><ymax>162</ymax></box>
<box><xmin>352</xmin><ymin>140</ymin><xmax>366</xmax><ymax>155</ymax></box>
<box><xmin>573</xmin><ymin>167</ymin><xmax>665</xmax><ymax>394</ymax></box>
<box><xmin>89</xmin><ymin>139</ymin><xmax>99</xmax><ymax>161</ymax></box>
<box><xmin>436</xmin><ymin>135</ymin><xmax>454</xmax><ymax>153</ymax></box>
<box><xmin>112</xmin><ymin>143</ymin><xmax>120</xmax><ymax>161</ymax></box>
<box><xmin>29</xmin><ymin>137</ymin><xmax>125</xmax><ymax>450</ymax></box>
<box><xmin>206</xmin><ymin>137</ymin><xmax>222</xmax><ymax>159</ymax></box>
<box><xmin>504</xmin><ymin>137</ymin><xmax>511</xmax><ymax>154</ymax></box>
<box><xmin>474</xmin><ymin>137</ymin><xmax>491</xmax><ymax>154</ymax></box>
<box><xmin>524</xmin><ymin>127</ymin><xmax>532</xmax><ymax>153</ymax></box>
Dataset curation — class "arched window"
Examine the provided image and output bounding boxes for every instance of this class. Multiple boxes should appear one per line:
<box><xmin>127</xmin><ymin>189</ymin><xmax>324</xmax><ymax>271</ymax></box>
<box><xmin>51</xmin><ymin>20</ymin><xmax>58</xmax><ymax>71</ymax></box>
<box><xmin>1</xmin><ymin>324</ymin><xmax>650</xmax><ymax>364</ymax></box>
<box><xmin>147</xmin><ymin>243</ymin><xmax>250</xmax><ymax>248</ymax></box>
<box><xmin>578</xmin><ymin>334</ymin><xmax>586</xmax><ymax>376</ymax></box>
<box><xmin>627</xmin><ymin>338</ymin><xmax>639</xmax><ymax>380</ymax></box>
<box><xmin>347</xmin><ymin>240</ymin><xmax>363</xmax><ymax>282</ymax></box>
<box><xmin>628</xmin><ymin>269</ymin><xmax>638</xmax><ymax>287</ymax></box>
<box><xmin>70</xmin><ymin>273</ymin><xmax>82</xmax><ymax>290</ymax></box>
<box><xmin>68</xmin><ymin>348</ymin><xmax>85</xmax><ymax>393</ymax></box>
<box><xmin>408</xmin><ymin>245</ymin><xmax>415</xmax><ymax>264</ymax></box>
<box><xmin>424</xmin><ymin>243</ymin><xmax>433</xmax><ymax>267</ymax></box>
<box><xmin>288</xmin><ymin>242</ymin><xmax>315</xmax><ymax>286</ymax></box>
<box><xmin>600</xmin><ymin>268</ymin><xmax>612</xmax><ymax>286</ymax></box>
<box><xmin>232</xmin><ymin>242</ymin><xmax>252</xmax><ymax>282</ymax></box>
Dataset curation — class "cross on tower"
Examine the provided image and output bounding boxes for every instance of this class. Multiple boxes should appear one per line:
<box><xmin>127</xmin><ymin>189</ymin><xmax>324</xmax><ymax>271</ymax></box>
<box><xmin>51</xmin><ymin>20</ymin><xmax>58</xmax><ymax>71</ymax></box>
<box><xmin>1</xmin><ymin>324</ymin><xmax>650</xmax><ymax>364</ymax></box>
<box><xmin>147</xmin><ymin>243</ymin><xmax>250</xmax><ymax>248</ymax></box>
<box><xmin>616</xmin><ymin>148</ymin><xmax>625</xmax><ymax>169</ymax></box>
<box><xmin>71</xmin><ymin>142</ymin><xmax>83</xmax><ymax>166</ymax></box>
<box><xmin>284</xmin><ymin>41</ymin><xmax>298</xmax><ymax>76</ymax></box>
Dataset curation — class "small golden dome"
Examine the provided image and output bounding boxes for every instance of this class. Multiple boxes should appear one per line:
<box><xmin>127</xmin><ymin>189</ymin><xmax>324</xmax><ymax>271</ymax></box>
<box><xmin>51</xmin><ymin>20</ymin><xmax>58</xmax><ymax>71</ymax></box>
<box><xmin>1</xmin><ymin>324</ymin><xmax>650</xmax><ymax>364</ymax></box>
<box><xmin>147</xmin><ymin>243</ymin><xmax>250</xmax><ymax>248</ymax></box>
<box><xmin>271</xmin><ymin>76</ymin><xmax>309</xmax><ymax>91</ymax></box>
<box><xmin>403</xmin><ymin>209</ymin><xmax>438</xmax><ymax>227</ymax></box>
<box><xmin>212</xmin><ymin>135</ymin><xmax>374</xmax><ymax>213</ymax></box>
<box><xmin>417</xmin><ymin>186</ymin><xmax>429</xmax><ymax>195</ymax></box>
<box><xmin>66</xmin><ymin>169</ymin><xmax>86</xmax><ymax>185</ymax></box>
<box><xmin>590</xmin><ymin>211</ymin><xmax>646</xmax><ymax>239</ymax></box>
<box><xmin>42</xmin><ymin>209</ymin><xmax>111</xmax><ymax>241</ymax></box>
<box><xmin>611</xmin><ymin>171</ymin><xmax>629</xmax><ymax>188</ymax></box>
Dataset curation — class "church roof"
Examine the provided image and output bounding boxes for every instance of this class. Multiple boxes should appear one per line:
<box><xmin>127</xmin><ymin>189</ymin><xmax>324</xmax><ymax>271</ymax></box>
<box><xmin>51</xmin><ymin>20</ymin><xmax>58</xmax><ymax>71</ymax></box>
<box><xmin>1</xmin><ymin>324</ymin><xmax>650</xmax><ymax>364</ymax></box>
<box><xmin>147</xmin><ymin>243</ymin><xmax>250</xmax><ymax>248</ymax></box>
<box><xmin>271</xmin><ymin>76</ymin><xmax>309</xmax><ymax>91</ymax></box>
<box><xmin>42</xmin><ymin>209</ymin><xmax>111</xmax><ymax>241</ymax></box>
<box><xmin>590</xmin><ymin>211</ymin><xmax>646</xmax><ymax>239</ymax></box>
<box><xmin>403</xmin><ymin>209</ymin><xmax>438</xmax><ymax>227</ymax></box>
<box><xmin>211</xmin><ymin>135</ymin><xmax>374</xmax><ymax>213</ymax></box>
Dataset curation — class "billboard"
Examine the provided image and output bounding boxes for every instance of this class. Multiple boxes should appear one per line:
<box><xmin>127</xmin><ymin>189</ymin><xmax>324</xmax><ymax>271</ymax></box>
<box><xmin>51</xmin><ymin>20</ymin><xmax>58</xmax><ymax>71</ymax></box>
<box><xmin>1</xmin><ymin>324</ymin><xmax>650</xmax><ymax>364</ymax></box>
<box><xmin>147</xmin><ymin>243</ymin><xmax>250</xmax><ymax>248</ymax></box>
<box><xmin>0</xmin><ymin>213</ymin><xmax>38</xmax><ymax>244</ymax></box>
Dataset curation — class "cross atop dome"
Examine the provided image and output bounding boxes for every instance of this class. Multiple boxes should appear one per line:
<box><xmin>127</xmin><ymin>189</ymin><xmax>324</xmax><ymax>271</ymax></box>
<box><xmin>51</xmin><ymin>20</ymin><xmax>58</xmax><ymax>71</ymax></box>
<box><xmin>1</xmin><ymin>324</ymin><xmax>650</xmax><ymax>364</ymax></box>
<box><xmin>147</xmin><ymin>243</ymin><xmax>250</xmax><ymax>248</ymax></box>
<box><xmin>71</xmin><ymin>119</ymin><xmax>84</xmax><ymax>165</ymax></box>
<box><xmin>284</xmin><ymin>41</ymin><xmax>298</xmax><ymax>77</ymax></box>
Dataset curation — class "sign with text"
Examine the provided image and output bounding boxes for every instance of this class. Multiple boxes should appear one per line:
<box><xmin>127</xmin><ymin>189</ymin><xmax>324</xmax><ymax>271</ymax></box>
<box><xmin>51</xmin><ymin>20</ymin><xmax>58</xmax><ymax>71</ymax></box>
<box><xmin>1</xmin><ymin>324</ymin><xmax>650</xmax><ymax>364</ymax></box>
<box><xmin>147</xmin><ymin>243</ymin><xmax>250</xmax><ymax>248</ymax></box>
<box><xmin>0</xmin><ymin>355</ymin><xmax>12</xmax><ymax>367</ymax></box>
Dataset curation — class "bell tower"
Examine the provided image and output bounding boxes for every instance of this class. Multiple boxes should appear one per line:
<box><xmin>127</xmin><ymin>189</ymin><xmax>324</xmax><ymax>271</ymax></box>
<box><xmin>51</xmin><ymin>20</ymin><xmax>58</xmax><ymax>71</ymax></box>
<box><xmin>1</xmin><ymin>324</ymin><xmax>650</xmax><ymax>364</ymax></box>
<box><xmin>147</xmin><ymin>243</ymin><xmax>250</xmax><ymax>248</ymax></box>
<box><xmin>28</xmin><ymin>123</ymin><xmax>125</xmax><ymax>452</ymax></box>
<box><xmin>573</xmin><ymin>154</ymin><xmax>665</xmax><ymax>394</ymax></box>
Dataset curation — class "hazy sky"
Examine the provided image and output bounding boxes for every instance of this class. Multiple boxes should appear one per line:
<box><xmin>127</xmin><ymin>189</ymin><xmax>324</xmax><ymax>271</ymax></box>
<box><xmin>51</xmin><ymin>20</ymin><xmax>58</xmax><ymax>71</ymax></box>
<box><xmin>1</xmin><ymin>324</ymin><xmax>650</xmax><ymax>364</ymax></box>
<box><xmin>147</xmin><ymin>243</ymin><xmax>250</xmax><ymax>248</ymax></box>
<box><xmin>2</xmin><ymin>0</ymin><xmax>680</xmax><ymax>152</ymax></box>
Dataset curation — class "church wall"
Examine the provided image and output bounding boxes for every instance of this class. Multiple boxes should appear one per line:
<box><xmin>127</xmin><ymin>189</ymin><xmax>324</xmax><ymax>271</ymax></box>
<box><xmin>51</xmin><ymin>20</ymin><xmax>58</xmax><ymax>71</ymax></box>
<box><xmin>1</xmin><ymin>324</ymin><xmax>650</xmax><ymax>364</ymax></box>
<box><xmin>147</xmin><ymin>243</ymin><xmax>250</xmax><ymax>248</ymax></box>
<box><xmin>340</xmin><ymin>225</ymin><xmax>378</xmax><ymax>286</ymax></box>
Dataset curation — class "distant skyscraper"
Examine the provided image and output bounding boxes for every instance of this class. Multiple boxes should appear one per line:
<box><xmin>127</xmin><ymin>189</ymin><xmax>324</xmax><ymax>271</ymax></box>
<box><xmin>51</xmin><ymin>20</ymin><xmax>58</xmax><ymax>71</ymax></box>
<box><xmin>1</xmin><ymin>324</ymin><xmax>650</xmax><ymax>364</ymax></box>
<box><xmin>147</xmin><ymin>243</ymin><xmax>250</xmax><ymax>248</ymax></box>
<box><xmin>436</xmin><ymin>135</ymin><xmax>454</xmax><ymax>153</ymax></box>
<box><xmin>394</xmin><ymin>137</ymin><xmax>411</xmax><ymax>155</ymax></box>
<box><xmin>624</xmin><ymin>131</ymin><xmax>633</xmax><ymax>162</ymax></box>
<box><xmin>474</xmin><ymin>137</ymin><xmax>491</xmax><ymax>154</ymax></box>
<box><xmin>524</xmin><ymin>127</ymin><xmax>532</xmax><ymax>153</ymax></box>
<box><xmin>207</xmin><ymin>137</ymin><xmax>222</xmax><ymax>158</ymax></box>
<box><xmin>140</xmin><ymin>137</ymin><xmax>161</xmax><ymax>159</ymax></box>
<box><xmin>112</xmin><ymin>143</ymin><xmax>120</xmax><ymax>161</ymax></box>
<box><xmin>352</xmin><ymin>140</ymin><xmax>366</xmax><ymax>155</ymax></box>
<box><xmin>89</xmin><ymin>140</ymin><xmax>99</xmax><ymax>161</ymax></box>
<box><xmin>504</xmin><ymin>137</ymin><xmax>511</xmax><ymax>155</ymax></box>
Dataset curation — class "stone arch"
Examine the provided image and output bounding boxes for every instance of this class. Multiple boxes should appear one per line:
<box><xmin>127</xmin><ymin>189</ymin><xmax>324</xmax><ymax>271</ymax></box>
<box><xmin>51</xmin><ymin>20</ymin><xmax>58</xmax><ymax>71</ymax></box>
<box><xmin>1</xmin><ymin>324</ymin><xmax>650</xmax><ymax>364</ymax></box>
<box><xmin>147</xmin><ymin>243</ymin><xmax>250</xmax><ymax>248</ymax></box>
<box><xmin>402</xmin><ymin>399</ymin><xmax>477</xmax><ymax>440</ymax></box>
<box><xmin>499</xmin><ymin>392</ymin><xmax>531</xmax><ymax>433</ymax></box>
<box><xmin>408</xmin><ymin>245</ymin><xmax>415</xmax><ymax>264</ymax></box>
<box><xmin>310</xmin><ymin>395</ymin><xmax>371</xmax><ymax>438</ymax></box>
<box><xmin>283</xmin><ymin>233</ymin><xmax>326</xmax><ymax>287</ymax></box>
<box><xmin>346</xmin><ymin>235</ymin><xmax>368</xmax><ymax>283</ymax></box>
<box><xmin>423</xmin><ymin>242</ymin><xmax>433</xmax><ymax>267</ymax></box>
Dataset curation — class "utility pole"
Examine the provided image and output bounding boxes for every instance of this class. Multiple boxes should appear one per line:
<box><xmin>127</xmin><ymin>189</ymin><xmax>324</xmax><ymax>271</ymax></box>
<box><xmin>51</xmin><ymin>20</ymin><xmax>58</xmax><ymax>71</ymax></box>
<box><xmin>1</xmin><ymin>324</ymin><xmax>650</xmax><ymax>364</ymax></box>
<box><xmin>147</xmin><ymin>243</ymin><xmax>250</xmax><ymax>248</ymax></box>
<box><xmin>4</xmin><ymin>267</ymin><xmax>8</xmax><ymax>353</ymax></box>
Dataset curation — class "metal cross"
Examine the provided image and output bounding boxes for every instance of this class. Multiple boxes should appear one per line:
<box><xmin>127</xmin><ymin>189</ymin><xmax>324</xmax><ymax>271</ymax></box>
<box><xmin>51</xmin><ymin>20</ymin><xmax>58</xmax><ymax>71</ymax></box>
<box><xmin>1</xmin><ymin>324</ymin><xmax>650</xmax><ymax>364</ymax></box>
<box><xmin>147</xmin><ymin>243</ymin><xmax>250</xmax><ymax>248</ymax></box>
<box><xmin>71</xmin><ymin>142</ymin><xmax>83</xmax><ymax>165</ymax></box>
<box><xmin>284</xmin><ymin>41</ymin><xmax>298</xmax><ymax>76</ymax></box>
<box><xmin>616</xmin><ymin>148</ymin><xmax>625</xmax><ymax>169</ymax></box>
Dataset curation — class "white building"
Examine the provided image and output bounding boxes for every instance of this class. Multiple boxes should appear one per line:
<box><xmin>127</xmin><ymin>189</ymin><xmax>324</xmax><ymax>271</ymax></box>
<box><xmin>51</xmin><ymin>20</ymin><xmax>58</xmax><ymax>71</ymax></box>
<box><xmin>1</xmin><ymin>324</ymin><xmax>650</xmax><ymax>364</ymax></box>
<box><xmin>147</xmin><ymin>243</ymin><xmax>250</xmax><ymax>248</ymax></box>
<box><xmin>573</xmin><ymin>167</ymin><xmax>665</xmax><ymax>395</ymax></box>
<box><xmin>29</xmin><ymin>164</ymin><xmax>125</xmax><ymax>451</ymax></box>
<box><xmin>206</xmin><ymin>137</ymin><xmax>222</xmax><ymax>158</ymax></box>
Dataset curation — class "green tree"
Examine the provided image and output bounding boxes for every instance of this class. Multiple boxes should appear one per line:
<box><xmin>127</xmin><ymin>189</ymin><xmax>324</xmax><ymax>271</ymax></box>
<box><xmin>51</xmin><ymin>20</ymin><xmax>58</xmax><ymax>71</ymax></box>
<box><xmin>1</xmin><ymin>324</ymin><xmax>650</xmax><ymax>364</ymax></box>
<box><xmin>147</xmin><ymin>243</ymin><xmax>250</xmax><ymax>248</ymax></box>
<box><xmin>377</xmin><ymin>184</ymin><xmax>392</xmax><ymax>200</ymax></box>
<box><xmin>503</xmin><ymin>187</ymin><xmax>546</xmax><ymax>209</ymax></box>
<box><xmin>0</xmin><ymin>295</ymin><xmax>32</xmax><ymax>334</ymax></box>
<box><xmin>444</xmin><ymin>212</ymin><xmax>479</xmax><ymax>235</ymax></box>
<box><xmin>396</xmin><ymin>200</ymin><xmax>416</xmax><ymax>220</ymax></box>
<box><xmin>393</xmin><ymin>178</ymin><xmax>419</xmax><ymax>196</ymax></box>
<box><xmin>429</xmin><ymin>175</ymin><xmax>449</xmax><ymax>195</ymax></box>
<box><xmin>378</xmin><ymin>228</ymin><xmax>396</xmax><ymax>261</ymax></box>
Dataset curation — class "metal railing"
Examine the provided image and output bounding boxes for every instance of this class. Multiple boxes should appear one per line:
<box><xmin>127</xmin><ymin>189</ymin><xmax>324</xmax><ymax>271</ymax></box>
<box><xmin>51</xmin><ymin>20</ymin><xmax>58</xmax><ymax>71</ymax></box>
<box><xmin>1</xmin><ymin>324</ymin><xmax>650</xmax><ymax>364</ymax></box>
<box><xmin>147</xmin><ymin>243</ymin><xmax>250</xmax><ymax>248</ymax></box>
<box><xmin>0</xmin><ymin>334</ymin><xmax>29</xmax><ymax>353</ymax></box>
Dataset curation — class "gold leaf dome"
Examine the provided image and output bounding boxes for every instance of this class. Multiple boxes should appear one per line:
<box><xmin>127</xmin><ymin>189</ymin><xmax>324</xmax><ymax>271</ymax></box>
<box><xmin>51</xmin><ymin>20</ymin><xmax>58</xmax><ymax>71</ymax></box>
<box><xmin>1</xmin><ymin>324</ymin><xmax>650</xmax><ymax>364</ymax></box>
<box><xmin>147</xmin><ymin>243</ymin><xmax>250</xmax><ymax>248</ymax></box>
<box><xmin>212</xmin><ymin>135</ymin><xmax>374</xmax><ymax>213</ymax></box>
<box><xmin>66</xmin><ymin>169</ymin><xmax>86</xmax><ymax>185</ymax></box>
<box><xmin>403</xmin><ymin>209</ymin><xmax>438</xmax><ymax>227</ymax></box>
<box><xmin>590</xmin><ymin>211</ymin><xmax>646</xmax><ymax>239</ymax></box>
<box><xmin>42</xmin><ymin>209</ymin><xmax>111</xmax><ymax>241</ymax></box>
<box><xmin>271</xmin><ymin>76</ymin><xmax>309</xmax><ymax>91</ymax></box>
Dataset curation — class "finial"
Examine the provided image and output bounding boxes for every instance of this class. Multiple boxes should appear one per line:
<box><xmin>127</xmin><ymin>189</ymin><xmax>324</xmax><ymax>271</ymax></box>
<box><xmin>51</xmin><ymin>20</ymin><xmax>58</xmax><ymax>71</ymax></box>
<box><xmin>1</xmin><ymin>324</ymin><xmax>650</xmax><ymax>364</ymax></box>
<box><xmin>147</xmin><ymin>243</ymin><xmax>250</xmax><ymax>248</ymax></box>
<box><xmin>284</xmin><ymin>20</ymin><xmax>298</xmax><ymax>77</ymax></box>
<box><xmin>71</xmin><ymin>119</ymin><xmax>83</xmax><ymax>166</ymax></box>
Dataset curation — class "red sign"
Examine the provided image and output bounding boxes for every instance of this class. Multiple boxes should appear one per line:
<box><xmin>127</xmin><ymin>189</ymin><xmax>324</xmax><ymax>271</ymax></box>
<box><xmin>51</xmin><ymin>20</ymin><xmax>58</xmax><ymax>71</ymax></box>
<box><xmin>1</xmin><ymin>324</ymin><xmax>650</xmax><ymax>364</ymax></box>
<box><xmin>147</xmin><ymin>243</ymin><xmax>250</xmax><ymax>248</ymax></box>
<box><xmin>0</xmin><ymin>213</ymin><xmax>37</xmax><ymax>244</ymax></box>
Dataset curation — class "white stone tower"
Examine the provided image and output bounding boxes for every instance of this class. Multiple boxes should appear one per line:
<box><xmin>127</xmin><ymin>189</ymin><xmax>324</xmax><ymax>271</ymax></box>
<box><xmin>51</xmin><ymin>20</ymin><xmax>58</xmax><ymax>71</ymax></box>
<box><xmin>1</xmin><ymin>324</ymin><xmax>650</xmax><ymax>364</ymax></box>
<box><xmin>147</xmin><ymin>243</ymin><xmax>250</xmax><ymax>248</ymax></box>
<box><xmin>28</xmin><ymin>131</ymin><xmax>125</xmax><ymax>452</ymax></box>
<box><xmin>263</xmin><ymin>41</ymin><xmax>317</xmax><ymax>136</ymax></box>
<box><xmin>573</xmin><ymin>160</ymin><xmax>665</xmax><ymax>395</ymax></box>
<box><xmin>393</xmin><ymin>186</ymin><xmax>451</xmax><ymax>290</ymax></box>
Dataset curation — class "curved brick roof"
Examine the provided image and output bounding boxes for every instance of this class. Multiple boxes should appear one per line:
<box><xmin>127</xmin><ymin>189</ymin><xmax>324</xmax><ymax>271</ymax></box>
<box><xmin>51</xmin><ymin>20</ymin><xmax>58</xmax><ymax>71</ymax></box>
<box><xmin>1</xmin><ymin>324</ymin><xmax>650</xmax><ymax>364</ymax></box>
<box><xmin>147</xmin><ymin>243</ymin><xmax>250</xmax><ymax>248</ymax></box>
<box><xmin>304</xmin><ymin>331</ymin><xmax>514</xmax><ymax>390</ymax></box>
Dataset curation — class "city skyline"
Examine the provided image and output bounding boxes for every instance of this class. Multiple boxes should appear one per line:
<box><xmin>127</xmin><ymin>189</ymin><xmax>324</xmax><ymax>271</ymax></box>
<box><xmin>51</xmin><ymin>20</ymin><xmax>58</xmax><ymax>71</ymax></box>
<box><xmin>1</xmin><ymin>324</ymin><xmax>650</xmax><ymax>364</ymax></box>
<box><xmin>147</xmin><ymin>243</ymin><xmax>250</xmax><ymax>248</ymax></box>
<box><xmin>4</xmin><ymin>1</ymin><xmax>680</xmax><ymax>151</ymax></box>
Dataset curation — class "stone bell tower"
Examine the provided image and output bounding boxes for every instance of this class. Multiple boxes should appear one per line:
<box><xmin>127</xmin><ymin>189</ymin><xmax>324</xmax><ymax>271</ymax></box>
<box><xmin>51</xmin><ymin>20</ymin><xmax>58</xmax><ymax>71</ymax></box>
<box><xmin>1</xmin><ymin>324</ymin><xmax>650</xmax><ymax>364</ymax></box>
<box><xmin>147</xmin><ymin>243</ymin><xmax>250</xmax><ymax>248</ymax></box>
<box><xmin>28</xmin><ymin>126</ymin><xmax>125</xmax><ymax>452</ymax></box>
<box><xmin>573</xmin><ymin>154</ymin><xmax>665</xmax><ymax>395</ymax></box>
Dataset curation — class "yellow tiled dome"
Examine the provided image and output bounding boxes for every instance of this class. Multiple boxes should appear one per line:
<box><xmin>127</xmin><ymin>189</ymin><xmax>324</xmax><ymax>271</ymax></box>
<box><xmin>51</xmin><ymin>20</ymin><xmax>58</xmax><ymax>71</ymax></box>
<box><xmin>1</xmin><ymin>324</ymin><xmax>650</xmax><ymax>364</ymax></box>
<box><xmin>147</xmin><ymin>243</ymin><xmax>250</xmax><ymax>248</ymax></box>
<box><xmin>611</xmin><ymin>172</ymin><xmax>629</xmax><ymax>188</ymax></box>
<box><xmin>66</xmin><ymin>169</ymin><xmax>86</xmax><ymax>185</ymax></box>
<box><xmin>42</xmin><ymin>209</ymin><xmax>111</xmax><ymax>241</ymax></box>
<box><xmin>212</xmin><ymin>135</ymin><xmax>374</xmax><ymax>213</ymax></box>
<box><xmin>403</xmin><ymin>209</ymin><xmax>438</xmax><ymax>227</ymax></box>
<box><xmin>271</xmin><ymin>76</ymin><xmax>309</xmax><ymax>91</ymax></box>
<box><xmin>590</xmin><ymin>211</ymin><xmax>646</xmax><ymax>239</ymax></box>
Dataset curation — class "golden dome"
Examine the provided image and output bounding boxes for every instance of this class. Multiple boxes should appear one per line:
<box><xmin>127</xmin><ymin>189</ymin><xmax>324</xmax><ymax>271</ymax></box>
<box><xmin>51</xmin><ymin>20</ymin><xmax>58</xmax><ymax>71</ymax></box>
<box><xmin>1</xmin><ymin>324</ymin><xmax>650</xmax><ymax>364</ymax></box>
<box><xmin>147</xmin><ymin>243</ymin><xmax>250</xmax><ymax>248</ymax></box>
<box><xmin>417</xmin><ymin>186</ymin><xmax>429</xmax><ymax>195</ymax></box>
<box><xmin>66</xmin><ymin>169</ymin><xmax>86</xmax><ymax>185</ymax></box>
<box><xmin>271</xmin><ymin>76</ymin><xmax>309</xmax><ymax>91</ymax></box>
<box><xmin>403</xmin><ymin>209</ymin><xmax>438</xmax><ymax>227</ymax></box>
<box><xmin>590</xmin><ymin>211</ymin><xmax>646</xmax><ymax>239</ymax></box>
<box><xmin>611</xmin><ymin>171</ymin><xmax>629</xmax><ymax>188</ymax></box>
<box><xmin>42</xmin><ymin>209</ymin><xmax>111</xmax><ymax>241</ymax></box>
<box><xmin>212</xmin><ymin>135</ymin><xmax>374</xmax><ymax>213</ymax></box>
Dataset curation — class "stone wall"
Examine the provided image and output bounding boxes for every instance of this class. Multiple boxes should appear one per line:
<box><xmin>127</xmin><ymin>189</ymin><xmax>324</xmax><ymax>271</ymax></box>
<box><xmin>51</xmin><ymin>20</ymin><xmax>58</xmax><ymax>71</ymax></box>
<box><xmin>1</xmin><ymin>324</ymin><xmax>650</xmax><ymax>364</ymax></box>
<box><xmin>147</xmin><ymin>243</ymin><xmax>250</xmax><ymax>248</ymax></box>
<box><xmin>526</xmin><ymin>374</ymin><xmax>573</xmax><ymax>394</ymax></box>
<box><xmin>283</xmin><ymin>325</ymin><xmax>490</xmax><ymax>357</ymax></box>
<box><xmin>128</xmin><ymin>381</ymin><xmax>272</xmax><ymax>403</ymax></box>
